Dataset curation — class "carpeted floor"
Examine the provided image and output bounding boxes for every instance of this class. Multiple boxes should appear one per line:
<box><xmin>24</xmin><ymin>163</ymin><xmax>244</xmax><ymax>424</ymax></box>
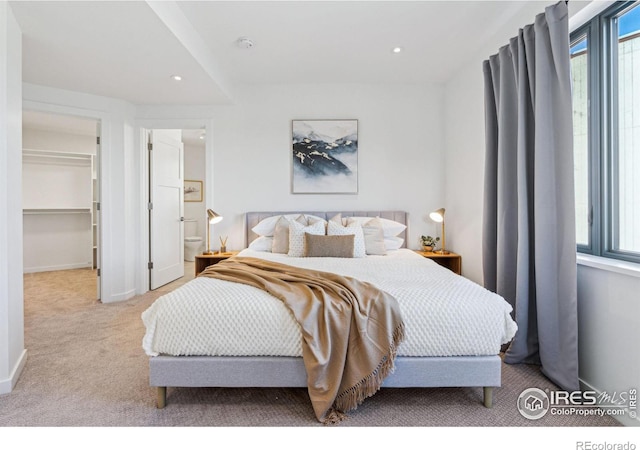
<box><xmin>0</xmin><ymin>266</ymin><xmax>625</xmax><ymax>429</ymax></box>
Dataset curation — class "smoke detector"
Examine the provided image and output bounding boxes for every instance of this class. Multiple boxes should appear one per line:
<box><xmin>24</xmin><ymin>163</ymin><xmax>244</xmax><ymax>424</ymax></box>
<box><xmin>237</xmin><ymin>37</ymin><xmax>254</xmax><ymax>49</ymax></box>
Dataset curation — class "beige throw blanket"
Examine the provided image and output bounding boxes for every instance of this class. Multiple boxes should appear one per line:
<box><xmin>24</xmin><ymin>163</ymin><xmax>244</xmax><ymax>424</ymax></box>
<box><xmin>198</xmin><ymin>256</ymin><xmax>405</xmax><ymax>423</ymax></box>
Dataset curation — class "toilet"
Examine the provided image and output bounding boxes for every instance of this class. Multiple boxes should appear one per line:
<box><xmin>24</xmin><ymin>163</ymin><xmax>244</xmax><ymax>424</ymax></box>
<box><xmin>184</xmin><ymin>219</ymin><xmax>203</xmax><ymax>261</ymax></box>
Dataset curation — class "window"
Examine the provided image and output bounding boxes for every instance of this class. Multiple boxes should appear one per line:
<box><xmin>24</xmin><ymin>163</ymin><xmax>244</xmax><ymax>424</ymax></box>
<box><xmin>571</xmin><ymin>33</ymin><xmax>589</xmax><ymax>247</ymax></box>
<box><xmin>571</xmin><ymin>1</ymin><xmax>640</xmax><ymax>264</ymax></box>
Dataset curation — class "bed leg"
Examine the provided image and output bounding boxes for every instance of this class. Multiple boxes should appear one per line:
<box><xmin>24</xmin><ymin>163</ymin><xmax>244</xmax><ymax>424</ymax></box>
<box><xmin>483</xmin><ymin>387</ymin><xmax>493</xmax><ymax>408</ymax></box>
<box><xmin>157</xmin><ymin>387</ymin><xmax>167</xmax><ymax>409</ymax></box>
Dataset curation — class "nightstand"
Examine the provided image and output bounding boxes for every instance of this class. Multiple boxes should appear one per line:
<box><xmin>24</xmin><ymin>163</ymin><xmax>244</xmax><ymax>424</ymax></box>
<box><xmin>194</xmin><ymin>251</ymin><xmax>239</xmax><ymax>276</ymax></box>
<box><xmin>414</xmin><ymin>250</ymin><xmax>462</xmax><ymax>275</ymax></box>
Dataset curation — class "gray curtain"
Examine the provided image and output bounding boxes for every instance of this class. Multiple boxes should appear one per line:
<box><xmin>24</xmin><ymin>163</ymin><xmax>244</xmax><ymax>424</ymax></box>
<box><xmin>482</xmin><ymin>1</ymin><xmax>579</xmax><ymax>392</ymax></box>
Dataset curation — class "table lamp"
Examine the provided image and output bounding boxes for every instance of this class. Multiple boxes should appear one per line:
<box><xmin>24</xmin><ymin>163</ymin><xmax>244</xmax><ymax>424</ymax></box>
<box><xmin>429</xmin><ymin>208</ymin><xmax>449</xmax><ymax>254</ymax></box>
<box><xmin>203</xmin><ymin>209</ymin><xmax>223</xmax><ymax>255</ymax></box>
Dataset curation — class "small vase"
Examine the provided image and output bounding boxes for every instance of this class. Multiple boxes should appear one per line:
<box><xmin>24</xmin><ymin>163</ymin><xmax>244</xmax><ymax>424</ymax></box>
<box><xmin>220</xmin><ymin>245</ymin><xmax>227</xmax><ymax>254</ymax></box>
<box><xmin>423</xmin><ymin>245</ymin><xmax>433</xmax><ymax>252</ymax></box>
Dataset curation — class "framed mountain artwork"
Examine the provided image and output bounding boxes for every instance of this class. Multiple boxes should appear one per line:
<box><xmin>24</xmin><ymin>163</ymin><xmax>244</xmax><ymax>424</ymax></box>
<box><xmin>291</xmin><ymin>119</ymin><xmax>358</xmax><ymax>194</ymax></box>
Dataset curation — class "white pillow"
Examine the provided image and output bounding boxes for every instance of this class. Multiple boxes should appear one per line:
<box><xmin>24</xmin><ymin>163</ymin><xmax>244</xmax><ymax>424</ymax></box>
<box><xmin>271</xmin><ymin>215</ymin><xmax>306</xmax><ymax>254</ymax></box>
<box><xmin>251</xmin><ymin>214</ymin><xmax>300</xmax><ymax>237</ymax></box>
<box><xmin>384</xmin><ymin>236</ymin><xmax>404</xmax><ymax>251</ymax></box>
<box><xmin>327</xmin><ymin>220</ymin><xmax>366</xmax><ymax>258</ymax></box>
<box><xmin>328</xmin><ymin>213</ymin><xmax>343</xmax><ymax>225</ymax></box>
<box><xmin>248</xmin><ymin>236</ymin><xmax>273</xmax><ymax>252</ymax></box>
<box><xmin>346</xmin><ymin>216</ymin><xmax>406</xmax><ymax>238</ymax></box>
<box><xmin>251</xmin><ymin>214</ymin><xmax>326</xmax><ymax>237</ymax></box>
<box><xmin>306</xmin><ymin>215</ymin><xmax>328</xmax><ymax>228</ymax></box>
<box><xmin>360</xmin><ymin>217</ymin><xmax>386</xmax><ymax>255</ymax></box>
<box><xmin>288</xmin><ymin>219</ymin><xmax>326</xmax><ymax>257</ymax></box>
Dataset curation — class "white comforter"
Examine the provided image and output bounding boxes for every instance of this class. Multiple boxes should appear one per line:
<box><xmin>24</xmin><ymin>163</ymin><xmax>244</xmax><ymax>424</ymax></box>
<box><xmin>142</xmin><ymin>249</ymin><xmax>517</xmax><ymax>358</ymax></box>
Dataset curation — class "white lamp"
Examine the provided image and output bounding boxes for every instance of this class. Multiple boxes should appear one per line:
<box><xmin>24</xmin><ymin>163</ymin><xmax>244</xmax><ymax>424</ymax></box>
<box><xmin>203</xmin><ymin>209</ymin><xmax>223</xmax><ymax>255</ymax></box>
<box><xmin>429</xmin><ymin>208</ymin><xmax>449</xmax><ymax>254</ymax></box>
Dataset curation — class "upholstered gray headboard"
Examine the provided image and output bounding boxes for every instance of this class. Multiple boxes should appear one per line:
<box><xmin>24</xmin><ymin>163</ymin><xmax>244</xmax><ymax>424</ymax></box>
<box><xmin>245</xmin><ymin>211</ymin><xmax>408</xmax><ymax>248</ymax></box>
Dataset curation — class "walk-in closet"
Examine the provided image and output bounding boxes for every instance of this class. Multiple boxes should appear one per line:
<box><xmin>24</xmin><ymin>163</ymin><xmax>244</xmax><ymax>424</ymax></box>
<box><xmin>22</xmin><ymin>111</ymin><xmax>100</xmax><ymax>298</ymax></box>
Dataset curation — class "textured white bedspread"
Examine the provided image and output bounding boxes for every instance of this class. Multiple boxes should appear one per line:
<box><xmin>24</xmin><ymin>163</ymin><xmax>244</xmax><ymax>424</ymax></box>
<box><xmin>142</xmin><ymin>249</ymin><xmax>517</xmax><ymax>358</ymax></box>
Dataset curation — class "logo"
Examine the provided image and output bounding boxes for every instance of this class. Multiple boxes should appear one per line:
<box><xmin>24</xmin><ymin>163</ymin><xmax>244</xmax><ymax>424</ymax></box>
<box><xmin>517</xmin><ymin>387</ymin><xmax>550</xmax><ymax>420</ymax></box>
<box><xmin>517</xmin><ymin>387</ymin><xmax>637</xmax><ymax>420</ymax></box>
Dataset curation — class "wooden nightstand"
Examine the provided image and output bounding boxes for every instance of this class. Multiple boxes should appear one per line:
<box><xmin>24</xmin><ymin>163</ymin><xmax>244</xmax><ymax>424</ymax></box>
<box><xmin>194</xmin><ymin>251</ymin><xmax>239</xmax><ymax>276</ymax></box>
<box><xmin>415</xmin><ymin>250</ymin><xmax>462</xmax><ymax>275</ymax></box>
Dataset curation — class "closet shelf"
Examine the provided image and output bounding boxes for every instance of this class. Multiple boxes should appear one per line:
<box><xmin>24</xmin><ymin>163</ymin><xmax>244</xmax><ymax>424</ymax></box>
<box><xmin>23</xmin><ymin>149</ymin><xmax>93</xmax><ymax>167</ymax></box>
<box><xmin>23</xmin><ymin>208</ymin><xmax>91</xmax><ymax>215</ymax></box>
<box><xmin>23</xmin><ymin>149</ymin><xmax>93</xmax><ymax>159</ymax></box>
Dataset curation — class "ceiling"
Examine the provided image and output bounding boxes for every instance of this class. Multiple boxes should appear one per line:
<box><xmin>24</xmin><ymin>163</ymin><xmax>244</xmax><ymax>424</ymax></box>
<box><xmin>10</xmin><ymin>0</ymin><xmax>590</xmax><ymax>107</ymax></box>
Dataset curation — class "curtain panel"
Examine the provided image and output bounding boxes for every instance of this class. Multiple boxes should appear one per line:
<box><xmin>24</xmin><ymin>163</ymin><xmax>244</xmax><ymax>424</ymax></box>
<box><xmin>482</xmin><ymin>1</ymin><xmax>579</xmax><ymax>392</ymax></box>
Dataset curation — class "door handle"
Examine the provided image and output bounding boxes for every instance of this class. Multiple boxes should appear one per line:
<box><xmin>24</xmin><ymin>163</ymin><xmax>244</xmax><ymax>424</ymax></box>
<box><xmin>180</xmin><ymin>217</ymin><xmax>184</xmax><ymax>222</ymax></box>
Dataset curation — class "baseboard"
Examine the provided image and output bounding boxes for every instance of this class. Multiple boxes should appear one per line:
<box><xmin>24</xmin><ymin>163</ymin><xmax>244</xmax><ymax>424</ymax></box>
<box><xmin>580</xmin><ymin>377</ymin><xmax>640</xmax><ymax>427</ymax></box>
<box><xmin>23</xmin><ymin>262</ymin><xmax>93</xmax><ymax>273</ymax></box>
<box><xmin>0</xmin><ymin>349</ymin><xmax>28</xmax><ymax>395</ymax></box>
<box><xmin>101</xmin><ymin>288</ymin><xmax>136</xmax><ymax>303</ymax></box>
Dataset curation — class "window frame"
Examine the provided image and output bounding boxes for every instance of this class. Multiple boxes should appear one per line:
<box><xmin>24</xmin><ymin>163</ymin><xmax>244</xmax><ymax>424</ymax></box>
<box><xmin>571</xmin><ymin>0</ymin><xmax>640</xmax><ymax>265</ymax></box>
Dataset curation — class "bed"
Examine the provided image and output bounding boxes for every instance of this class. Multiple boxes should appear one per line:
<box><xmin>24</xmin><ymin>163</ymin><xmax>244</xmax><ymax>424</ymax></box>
<box><xmin>142</xmin><ymin>210</ymin><xmax>517</xmax><ymax>420</ymax></box>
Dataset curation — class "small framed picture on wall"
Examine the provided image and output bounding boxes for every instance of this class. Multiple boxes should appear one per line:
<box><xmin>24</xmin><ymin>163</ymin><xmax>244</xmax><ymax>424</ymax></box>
<box><xmin>184</xmin><ymin>180</ymin><xmax>203</xmax><ymax>202</ymax></box>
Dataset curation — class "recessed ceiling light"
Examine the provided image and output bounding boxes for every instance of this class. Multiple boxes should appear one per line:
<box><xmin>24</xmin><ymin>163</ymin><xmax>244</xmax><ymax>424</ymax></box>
<box><xmin>171</xmin><ymin>75</ymin><xmax>182</xmax><ymax>81</ymax></box>
<box><xmin>392</xmin><ymin>47</ymin><xmax>403</xmax><ymax>54</ymax></box>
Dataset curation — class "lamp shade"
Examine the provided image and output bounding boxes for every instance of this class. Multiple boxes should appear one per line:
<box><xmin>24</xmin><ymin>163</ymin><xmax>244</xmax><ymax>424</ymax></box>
<box><xmin>207</xmin><ymin>209</ymin><xmax>223</xmax><ymax>224</ymax></box>
<box><xmin>429</xmin><ymin>208</ymin><xmax>445</xmax><ymax>223</ymax></box>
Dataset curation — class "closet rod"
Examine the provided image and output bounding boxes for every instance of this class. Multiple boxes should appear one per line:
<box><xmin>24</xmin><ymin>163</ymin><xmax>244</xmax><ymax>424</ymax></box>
<box><xmin>23</xmin><ymin>208</ymin><xmax>91</xmax><ymax>215</ymax></box>
<box><xmin>22</xmin><ymin>149</ymin><xmax>93</xmax><ymax>161</ymax></box>
<box><xmin>24</xmin><ymin>154</ymin><xmax>89</xmax><ymax>161</ymax></box>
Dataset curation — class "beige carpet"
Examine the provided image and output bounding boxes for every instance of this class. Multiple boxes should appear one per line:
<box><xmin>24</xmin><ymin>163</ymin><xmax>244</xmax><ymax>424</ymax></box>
<box><xmin>0</xmin><ymin>266</ymin><xmax>624</xmax><ymax>428</ymax></box>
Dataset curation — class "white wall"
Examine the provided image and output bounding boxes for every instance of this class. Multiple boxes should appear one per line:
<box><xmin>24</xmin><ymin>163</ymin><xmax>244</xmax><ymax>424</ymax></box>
<box><xmin>22</xmin><ymin>157</ymin><xmax>92</xmax><ymax>209</ymax></box>
<box><xmin>207</xmin><ymin>83</ymin><xmax>445</xmax><ymax>251</ymax></box>
<box><xmin>0</xmin><ymin>2</ymin><xmax>26</xmax><ymax>395</ymax></box>
<box><xmin>443</xmin><ymin>0</ymin><xmax>640</xmax><ymax>425</ymax></box>
<box><xmin>23</xmin><ymin>128</ymin><xmax>96</xmax><ymax>154</ymax></box>
<box><xmin>444</xmin><ymin>64</ymin><xmax>486</xmax><ymax>284</ymax></box>
<box><xmin>576</xmin><ymin>260</ymin><xmax>640</xmax><ymax>426</ymax></box>
<box><xmin>23</xmin><ymin>213</ymin><xmax>92</xmax><ymax>273</ymax></box>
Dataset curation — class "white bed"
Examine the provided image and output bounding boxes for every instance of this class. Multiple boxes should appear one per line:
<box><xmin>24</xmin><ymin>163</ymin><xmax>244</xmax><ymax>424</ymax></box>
<box><xmin>142</xmin><ymin>211</ymin><xmax>517</xmax><ymax>417</ymax></box>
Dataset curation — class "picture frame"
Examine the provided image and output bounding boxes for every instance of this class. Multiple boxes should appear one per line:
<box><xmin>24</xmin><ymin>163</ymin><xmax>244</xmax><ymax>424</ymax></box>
<box><xmin>291</xmin><ymin>119</ymin><xmax>358</xmax><ymax>194</ymax></box>
<box><xmin>184</xmin><ymin>180</ymin><xmax>203</xmax><ymax>202</ymax></box>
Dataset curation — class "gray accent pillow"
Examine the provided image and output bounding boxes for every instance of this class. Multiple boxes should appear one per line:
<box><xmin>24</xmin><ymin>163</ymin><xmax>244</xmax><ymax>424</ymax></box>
<box><xmin>272</xmin><ymin>215</ymin><xmax>306</xmax><ymax>254</ymax></box>
<box><xmin>327</xmin><ymin>220</ymin><xmax>366</xmax><ymax>258</ymax></box>
<box><xmin>304</xmin><ymin>233</ymin><xmax>355</xmax><ymax>258</ymax></box>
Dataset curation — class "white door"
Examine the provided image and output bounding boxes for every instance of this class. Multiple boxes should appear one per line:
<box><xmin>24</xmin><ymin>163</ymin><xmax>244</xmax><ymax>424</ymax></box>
<box><xmin>149</xmin><ymin>129</ymin><xmax>184</xmax><ymax>289</ymax></box>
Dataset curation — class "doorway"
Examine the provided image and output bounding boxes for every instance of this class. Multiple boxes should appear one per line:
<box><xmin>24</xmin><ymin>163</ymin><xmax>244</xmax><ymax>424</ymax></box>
<box><xmin>22</xmin><ymin>110</ymin><xmax>102</xmax><ymax>301</ymax></box>
<box><xmin>147</xmin><ymin>128</ymin><xmax>207</xmax><ymax>290</ymax></box>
